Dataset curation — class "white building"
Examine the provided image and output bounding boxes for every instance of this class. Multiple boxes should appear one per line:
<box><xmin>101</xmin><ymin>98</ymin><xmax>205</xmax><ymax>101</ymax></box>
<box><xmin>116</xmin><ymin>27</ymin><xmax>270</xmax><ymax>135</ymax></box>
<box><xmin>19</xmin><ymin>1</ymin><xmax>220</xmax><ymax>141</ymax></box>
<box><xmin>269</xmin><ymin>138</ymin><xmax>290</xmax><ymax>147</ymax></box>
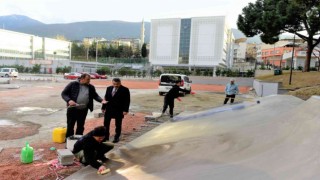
<box><xmin>233</xmin><ymin>39</ymin><xmax>247</xmax><ymax>62</ymax></box>
<box><xmin>149</xmin><ymin>16</ymin><xmax>234</xmax><ymax>70</ymax></box>
<box><xmin>0</xmin><ymin>29</ymin><xmax>71</xmax><ymax>73</ymax></box>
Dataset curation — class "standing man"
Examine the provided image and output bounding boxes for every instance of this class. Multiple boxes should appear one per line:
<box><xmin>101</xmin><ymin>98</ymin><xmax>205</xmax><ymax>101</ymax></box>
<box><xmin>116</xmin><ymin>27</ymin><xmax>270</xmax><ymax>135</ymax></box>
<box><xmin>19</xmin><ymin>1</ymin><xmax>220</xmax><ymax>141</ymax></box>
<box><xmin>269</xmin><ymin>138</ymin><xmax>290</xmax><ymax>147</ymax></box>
<box><xmin>224</xmin><ymin>78</ymin><xmax>239</xmax><ymax>104</ymax></box>
<box><xmin>162</xmin><ymin>80</ymin><xmax>190</xmax><ymax>118</ymax></box>
<box><xmin>61</xmin><ymin>73</ymin><xmax>106</xmax><ymax>138</ymax></box>
<box><xmin>102</xmin><ymin>78</ymin><xmax>130</xmax><ymax>143</ymax></box>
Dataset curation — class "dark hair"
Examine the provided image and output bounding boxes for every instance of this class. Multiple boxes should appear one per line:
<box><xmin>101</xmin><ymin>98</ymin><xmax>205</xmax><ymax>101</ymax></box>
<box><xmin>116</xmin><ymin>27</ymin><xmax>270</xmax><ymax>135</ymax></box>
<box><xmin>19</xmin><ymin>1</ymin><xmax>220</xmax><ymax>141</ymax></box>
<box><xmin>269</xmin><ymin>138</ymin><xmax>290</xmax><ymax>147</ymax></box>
<box><xmin>92</xmin><ymin>126</ymin><xmax>106</xmax><ymax>137</ymax></box>
<box><xmin>175</xmin><ymin>80</ymin><xmax>181</xmax><ymax>84</ymax></box>
<box><xmin>112</xmin><ymin>77</ymin><xmax>121</xmax><ymax>83</ymax></box>
<box><xmin>80</xmin><ymin>73</ymin><xmax>90</xmax><ymax>79</ymax></box>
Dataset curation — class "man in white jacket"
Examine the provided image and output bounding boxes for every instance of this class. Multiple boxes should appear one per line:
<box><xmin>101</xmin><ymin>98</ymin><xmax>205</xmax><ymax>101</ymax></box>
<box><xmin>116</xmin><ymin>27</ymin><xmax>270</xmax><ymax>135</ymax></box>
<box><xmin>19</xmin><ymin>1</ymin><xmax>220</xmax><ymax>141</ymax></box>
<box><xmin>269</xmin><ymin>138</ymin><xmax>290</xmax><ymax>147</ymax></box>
<box><xmin>224</xmin><ymin>78</ymin><xmax>239</xmax><ymax>104</ymax></box>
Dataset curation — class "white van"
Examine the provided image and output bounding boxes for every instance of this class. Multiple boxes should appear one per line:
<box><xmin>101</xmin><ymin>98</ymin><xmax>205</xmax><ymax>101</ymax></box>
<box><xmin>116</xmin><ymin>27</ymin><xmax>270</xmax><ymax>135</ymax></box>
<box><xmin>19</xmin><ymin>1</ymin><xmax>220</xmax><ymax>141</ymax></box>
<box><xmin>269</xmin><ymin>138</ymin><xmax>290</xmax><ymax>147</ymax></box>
<box><xmin>158</xmin><ymin>74</ymin><xmax>192</xmax><ymax>96</ymax></box>
<box><xmin>0</xmin><ymin>68</ymin><xmax>19</xmax><ymax>77</ymax></box>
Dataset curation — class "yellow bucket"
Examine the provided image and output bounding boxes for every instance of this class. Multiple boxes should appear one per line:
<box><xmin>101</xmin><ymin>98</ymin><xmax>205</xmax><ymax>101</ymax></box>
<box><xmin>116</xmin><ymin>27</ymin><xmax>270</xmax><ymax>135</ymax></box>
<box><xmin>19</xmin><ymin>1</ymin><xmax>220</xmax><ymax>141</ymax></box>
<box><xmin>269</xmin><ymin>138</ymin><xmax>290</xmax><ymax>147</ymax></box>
<box><xmin>52</xmin><ymin>127</ymin><xmax>67</xmax><ymax>143</ymax></box>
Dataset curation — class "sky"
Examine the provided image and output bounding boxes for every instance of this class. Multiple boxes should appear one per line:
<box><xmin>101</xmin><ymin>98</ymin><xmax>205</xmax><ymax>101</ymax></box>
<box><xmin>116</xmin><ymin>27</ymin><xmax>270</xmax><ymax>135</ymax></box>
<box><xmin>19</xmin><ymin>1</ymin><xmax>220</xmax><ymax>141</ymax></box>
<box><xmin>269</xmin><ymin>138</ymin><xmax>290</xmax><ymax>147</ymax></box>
<box><xmin>0</xmin><ymin>0</ymin><xmax>256</xmax><ymax>28</ymax></box>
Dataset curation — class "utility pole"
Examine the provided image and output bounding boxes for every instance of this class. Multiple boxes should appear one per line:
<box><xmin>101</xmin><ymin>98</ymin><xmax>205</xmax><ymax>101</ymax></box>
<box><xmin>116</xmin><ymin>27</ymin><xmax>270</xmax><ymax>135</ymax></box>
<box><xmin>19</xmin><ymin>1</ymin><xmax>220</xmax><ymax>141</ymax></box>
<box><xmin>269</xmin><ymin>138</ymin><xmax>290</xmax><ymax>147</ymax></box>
<box><xmin>95</xmin><ymin>39</ymin><xmax>99</xmax><ymax>71</ymax></box>
<box><xmin>289</xmin><ymin>34</ymin><xmax>296</xmax><ymax>85</ymax></box>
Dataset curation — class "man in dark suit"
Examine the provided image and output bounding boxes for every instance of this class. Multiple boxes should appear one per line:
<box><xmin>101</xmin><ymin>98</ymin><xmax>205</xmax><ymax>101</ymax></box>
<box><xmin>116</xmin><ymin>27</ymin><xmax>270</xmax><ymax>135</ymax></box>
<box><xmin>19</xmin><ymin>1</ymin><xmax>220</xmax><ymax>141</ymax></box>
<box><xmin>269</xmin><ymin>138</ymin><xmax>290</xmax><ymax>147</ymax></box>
<box><xmin>102</xmin><ymin>78</ymin><xmax>130</xmax><ymax>143</ymax></box>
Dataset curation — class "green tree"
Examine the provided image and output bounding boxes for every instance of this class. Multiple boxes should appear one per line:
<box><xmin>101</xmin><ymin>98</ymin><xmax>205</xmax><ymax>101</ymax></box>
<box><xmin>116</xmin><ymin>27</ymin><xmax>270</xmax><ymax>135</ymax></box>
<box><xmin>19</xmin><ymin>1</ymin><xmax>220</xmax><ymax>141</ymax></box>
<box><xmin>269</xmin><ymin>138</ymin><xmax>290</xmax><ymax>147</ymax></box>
<box><xmin>118</xmin><ymin>67</ymin><xmax>131</xmax><ymax>76</ymax></box>
<box><xmin>71</xmin><ymin>42</ymin><xmax>85</xmax><ymax>59</ymax></box>
<box><xmin>62</xmin><ymin>66</ymin><xmax>72</xmax><ymax>73</ymax></box>
<box><xmin>237</xmin><ymin>0</ymin><xmax>320</xmax><ymax>72</ymax></box>
<box><xmin>153</xmin><ymin>69</ymin><xmax>162</xmax><ymax>77</ymax></box>
<box><xmin>118</xmin><ymin>45</ymin><xmax>133</xmax><ymax>58</ymax></box>
<box><xmin>97</xmin><ymin>66</ymin><xmax>111</xmax><ymax>75</ymax></box>
<box><xmin>142</xmin><ymin>70</ymin><xmax>146</xmax><ymax>78</ymax></box>
<box><xmin>56</xmin><ymin>67</ymin><xmax>62</xmax><ymax>74</ymax></box>
<box><xmin>215</xmin><ymin>68</ymin><xmax>221</xmax><ymax>76</ymax></box>
<box><xmin>141</xmin><ymin>43</ymin><xmax>147</xmax><ymax>58</ymax></box>
<box><xmin>31</xmin><ymin>64</ymin><xmax>41</xmax><ymax>74</ymax></box>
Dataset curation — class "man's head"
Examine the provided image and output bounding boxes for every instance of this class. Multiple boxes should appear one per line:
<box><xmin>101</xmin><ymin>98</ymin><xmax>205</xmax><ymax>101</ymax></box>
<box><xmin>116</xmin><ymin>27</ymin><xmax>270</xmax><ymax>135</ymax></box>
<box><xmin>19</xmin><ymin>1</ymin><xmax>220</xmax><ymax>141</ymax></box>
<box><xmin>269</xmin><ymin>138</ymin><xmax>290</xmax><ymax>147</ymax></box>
<box><xmin>92</xmin><ymin>126</ymin><xmax>106</xmax><ymax>143</ymax></box>
<box><xmin>175</xmin><ymin>80</ymin><xmax>182</xmax><ymax>86</ymax></box>
<box><xmin>230</xmin><ymin>78</ymin><xmax>235</xmax><ymax>84</ymax></box>
<box><xmin>80</xmin><ymin>73</ymin><xmax>91</xmax><ymax>85</ymax></box>
<box><xmin>112</xmin><ymin>78</ymin><xmax>122</xmax><ymax>88</ymax></box>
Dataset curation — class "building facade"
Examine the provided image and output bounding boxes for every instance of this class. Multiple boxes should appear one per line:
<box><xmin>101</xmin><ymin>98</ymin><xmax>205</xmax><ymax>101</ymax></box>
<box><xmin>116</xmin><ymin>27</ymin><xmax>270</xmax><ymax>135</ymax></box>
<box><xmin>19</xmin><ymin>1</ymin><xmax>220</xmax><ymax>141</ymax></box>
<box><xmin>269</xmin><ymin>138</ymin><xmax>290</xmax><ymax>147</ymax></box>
<box><xmin>233</xmin><ymin>38</ymin><xmax>247</xmax><ymax>63</ymax></box>
<box><xmin>149</xmin><ymin>16</ymin><xmax>234</xmax><ymax>70</ymax></box>
<box><xmin>0</xmin><ymin>29</ymin><xmax>71</xmax><ymax>73</ymax></box>
<box><xmin>260</xmin><ymin>40</ymin><xmax>318</xmax><ymax>69</ymax></box>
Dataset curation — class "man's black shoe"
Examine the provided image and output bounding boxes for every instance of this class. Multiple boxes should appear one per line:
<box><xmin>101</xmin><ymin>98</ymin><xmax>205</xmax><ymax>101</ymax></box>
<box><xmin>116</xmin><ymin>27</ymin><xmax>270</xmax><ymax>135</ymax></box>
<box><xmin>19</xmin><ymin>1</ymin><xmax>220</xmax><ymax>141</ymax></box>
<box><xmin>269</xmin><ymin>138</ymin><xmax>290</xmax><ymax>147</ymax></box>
<box><xmin>112</xmin><ymin>138</ymin><xmax>119</xmax><ymax>143</ymax></box>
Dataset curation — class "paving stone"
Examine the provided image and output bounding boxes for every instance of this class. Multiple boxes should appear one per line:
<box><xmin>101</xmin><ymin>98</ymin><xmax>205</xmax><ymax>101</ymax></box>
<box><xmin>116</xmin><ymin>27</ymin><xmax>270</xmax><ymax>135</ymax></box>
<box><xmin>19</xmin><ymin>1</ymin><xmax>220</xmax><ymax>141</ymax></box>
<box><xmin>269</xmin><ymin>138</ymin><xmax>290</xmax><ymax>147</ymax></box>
<box><xmin>144</xmin><ymin>115</ymin><xmax>156</xmax><ymax>121</ymax></box>
<box><xmin>93</xmin><ymin>112</ymin><xmax>104</xmax><ymax>118</ymax></box>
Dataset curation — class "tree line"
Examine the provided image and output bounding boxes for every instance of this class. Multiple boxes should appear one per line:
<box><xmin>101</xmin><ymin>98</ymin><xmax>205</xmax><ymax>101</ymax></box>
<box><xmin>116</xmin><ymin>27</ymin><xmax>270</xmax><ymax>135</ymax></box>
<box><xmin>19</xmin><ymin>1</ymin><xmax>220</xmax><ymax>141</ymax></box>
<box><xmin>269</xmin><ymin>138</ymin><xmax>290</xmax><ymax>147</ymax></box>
<box><xmin>71</xmin><ymin>42</ymin><xmax>148</xmax><ymax>60</ymax></box>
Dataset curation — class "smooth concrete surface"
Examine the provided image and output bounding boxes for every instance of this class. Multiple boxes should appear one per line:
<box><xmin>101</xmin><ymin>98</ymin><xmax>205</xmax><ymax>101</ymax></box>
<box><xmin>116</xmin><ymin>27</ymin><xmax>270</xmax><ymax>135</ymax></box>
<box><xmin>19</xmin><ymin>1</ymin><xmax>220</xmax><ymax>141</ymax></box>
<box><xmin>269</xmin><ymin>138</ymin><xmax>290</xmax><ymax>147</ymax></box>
<box><xmin>67</xmin><ymin>95</ymin><xmax>320</xmax><ymax>180</ymax></box>
<box><xmin>0</xmin><ymin>78</ymin><xmax>10</xmax><ymax>84</ymax></box>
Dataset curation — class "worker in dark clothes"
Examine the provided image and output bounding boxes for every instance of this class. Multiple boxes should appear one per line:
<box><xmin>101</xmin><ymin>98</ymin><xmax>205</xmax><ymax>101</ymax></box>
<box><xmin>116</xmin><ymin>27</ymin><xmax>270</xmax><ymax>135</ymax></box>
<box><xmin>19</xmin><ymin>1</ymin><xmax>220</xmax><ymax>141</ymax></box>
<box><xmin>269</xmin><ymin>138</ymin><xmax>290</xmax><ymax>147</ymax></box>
<box><xmin>73</xmin><ymin>126</ymin><xmax>114</xmax><ymax>173</ymax></box>
<box><xmin>162</xmin><ymin>80</ymin><xmax>190</xmax><ymax>118</ymax></box>
<box><xmin>61</xmin><ymin>73</ymin><xmax>106</xmax><ymax>138</ymax></box>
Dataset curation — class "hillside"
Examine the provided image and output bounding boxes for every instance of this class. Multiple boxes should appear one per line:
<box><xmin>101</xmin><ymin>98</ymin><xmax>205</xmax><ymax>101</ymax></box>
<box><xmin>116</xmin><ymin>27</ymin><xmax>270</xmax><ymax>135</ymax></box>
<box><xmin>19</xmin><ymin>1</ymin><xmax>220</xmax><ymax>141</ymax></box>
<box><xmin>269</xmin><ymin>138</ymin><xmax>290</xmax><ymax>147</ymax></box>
<box><xmin>0</xmin><ymin>15</ymin><xmax>150</xmax><ymax>41</ymax></box>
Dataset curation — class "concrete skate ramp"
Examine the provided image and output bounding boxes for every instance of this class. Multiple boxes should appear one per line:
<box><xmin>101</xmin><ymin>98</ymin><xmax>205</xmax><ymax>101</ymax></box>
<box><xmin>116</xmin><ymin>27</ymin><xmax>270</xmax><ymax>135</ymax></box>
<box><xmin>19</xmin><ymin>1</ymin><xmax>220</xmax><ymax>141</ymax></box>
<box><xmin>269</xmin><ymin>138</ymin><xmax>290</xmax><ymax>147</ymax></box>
<box><xmin>67</xmin><ymin>95</ymin><xmax>320</xmax><ymax>180</ymax></box>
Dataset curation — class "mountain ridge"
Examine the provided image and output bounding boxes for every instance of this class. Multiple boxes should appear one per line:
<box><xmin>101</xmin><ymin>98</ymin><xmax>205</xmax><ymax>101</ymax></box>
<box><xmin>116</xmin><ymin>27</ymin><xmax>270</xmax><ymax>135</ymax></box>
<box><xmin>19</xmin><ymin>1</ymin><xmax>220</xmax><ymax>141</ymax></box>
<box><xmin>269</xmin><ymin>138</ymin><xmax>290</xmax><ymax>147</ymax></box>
<box><xmin>0</xmin><ymin>15</ymin><xmax>150</xmax><ymax>42</ymax></box>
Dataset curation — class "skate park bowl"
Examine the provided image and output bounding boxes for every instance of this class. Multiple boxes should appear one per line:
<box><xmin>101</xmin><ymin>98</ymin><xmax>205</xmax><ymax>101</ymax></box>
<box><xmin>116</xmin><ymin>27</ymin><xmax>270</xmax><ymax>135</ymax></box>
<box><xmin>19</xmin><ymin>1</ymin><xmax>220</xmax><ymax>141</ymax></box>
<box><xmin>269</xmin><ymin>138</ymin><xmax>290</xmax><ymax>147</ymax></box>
<box><xmin>67</xmin><ymin>95</ymin><xmax>320</xmax><ymax>180</ymax></box>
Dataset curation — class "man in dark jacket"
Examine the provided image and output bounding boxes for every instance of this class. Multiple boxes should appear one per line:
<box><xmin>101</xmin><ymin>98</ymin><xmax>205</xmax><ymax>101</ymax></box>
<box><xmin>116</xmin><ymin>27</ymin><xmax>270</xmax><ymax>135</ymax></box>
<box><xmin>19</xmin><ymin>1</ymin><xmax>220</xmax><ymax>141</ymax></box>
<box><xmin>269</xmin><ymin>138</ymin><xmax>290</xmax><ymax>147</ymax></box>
<box><xmin>102</xmin><ymin>78</ymin><xmax>130</xmax><ymax>143</ymax></box>
<box><xmin>61</xmin><ymin>73</ymin><xmax>106</xmax><ymax>138</ymax></box>
<box><xmin>73</xmin><ymin>126</ymin><xmax>113</xmax><ymax>173</ymax></box>
<box><xmin>162</xmin><ymin>80</ymin><xmax>190</xmax><ymax>118</ymax></box>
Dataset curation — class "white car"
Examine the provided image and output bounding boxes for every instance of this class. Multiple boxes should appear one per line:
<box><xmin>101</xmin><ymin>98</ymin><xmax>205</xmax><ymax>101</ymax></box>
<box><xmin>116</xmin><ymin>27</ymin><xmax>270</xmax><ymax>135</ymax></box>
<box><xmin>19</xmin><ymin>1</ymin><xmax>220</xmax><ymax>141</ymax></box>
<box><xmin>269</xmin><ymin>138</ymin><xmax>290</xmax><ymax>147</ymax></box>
<box><xmin>0</xmin><ymin>68</ymin><xmax>19</xmax><ymax>77</ymax></box>
<box><xmin>158</xmin><ymin>74</ymin><xmax>192</xmax><ymax>96</ymax></box>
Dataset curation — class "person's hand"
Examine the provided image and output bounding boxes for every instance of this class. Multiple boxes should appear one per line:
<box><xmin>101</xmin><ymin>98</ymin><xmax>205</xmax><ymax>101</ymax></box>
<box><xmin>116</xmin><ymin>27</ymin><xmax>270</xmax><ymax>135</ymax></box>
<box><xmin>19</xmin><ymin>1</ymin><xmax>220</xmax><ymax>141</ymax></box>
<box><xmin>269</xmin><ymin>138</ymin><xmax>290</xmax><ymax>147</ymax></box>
<box><xmin>191</xmin><ymin>91</ymin><xmax>196</xmax><ymax>95</ymax></box>
<box><xmin>98</xmin><ymin>165</ymin><xmax>106</xmax><ymax>173</ymax></box>
<box><xmin>101</xmin><ymin>99</ymin><xmax>108</xmax><ymax>104</ymax></box>
<box><xmin>177</xmin><ymin>97</ymin><xmax>182</xmax><ymax>102</ymax></box>
<box><xmin>68</xmin><ymin>100</ymin><xmax>77</xmax><ymax>106</ymax></box>
<box><xmin>123</xmin><ymin>112</ymin><xmax>128</xmax><ymax>115</ymax></box>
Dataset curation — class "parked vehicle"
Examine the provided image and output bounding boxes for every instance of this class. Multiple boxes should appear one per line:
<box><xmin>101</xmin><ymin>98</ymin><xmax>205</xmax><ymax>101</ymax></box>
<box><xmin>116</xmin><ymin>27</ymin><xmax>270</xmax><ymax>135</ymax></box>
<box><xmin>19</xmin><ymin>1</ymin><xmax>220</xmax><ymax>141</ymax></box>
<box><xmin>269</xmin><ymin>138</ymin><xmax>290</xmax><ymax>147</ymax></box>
<box><xmin>0</xmin><ymin>68</ymin><xmax>19</xmax><ymax>77</ymax></box>
<box><xmin>81</xmin><ymin>72</ymin><xmax>96</xmax><ymax>79</ymax></box>
<box><xmin>63</xmin><ymin>72</ymin><xmax>81</xmax><ymax>80</ymax></box>
<box><xmin>89</xmin><ymin>73</ymin><xmax>107</xmax><ymax>79</ymax></box>
<box><xmin>158</xmin><ymin>74</ymin><xmax>192</xmax><ymax>96</ymax></box>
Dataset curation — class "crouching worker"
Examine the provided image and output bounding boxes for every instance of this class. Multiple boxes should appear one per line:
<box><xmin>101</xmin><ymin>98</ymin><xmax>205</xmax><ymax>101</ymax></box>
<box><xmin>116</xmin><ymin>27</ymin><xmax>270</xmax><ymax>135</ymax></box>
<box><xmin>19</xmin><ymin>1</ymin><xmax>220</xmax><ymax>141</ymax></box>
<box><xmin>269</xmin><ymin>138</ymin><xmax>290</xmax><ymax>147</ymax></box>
<box><xmin>72</xmin><ymin>126</ymin><xmax>114</xmax><ymax>173</ymax></box>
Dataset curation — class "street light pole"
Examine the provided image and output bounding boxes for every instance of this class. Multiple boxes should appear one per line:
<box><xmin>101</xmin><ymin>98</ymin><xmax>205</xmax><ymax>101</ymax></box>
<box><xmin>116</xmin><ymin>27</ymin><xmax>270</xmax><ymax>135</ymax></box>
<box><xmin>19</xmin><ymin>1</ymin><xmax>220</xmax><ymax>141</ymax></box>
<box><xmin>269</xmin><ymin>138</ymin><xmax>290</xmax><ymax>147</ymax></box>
<box><xmin>95</xmin><ymin>40</ymin><xmax>98</xmax><ymax>71</ymax></box>
<box><xmin>289</xmin><ymin>34</ymin><xmax>296</xmax><ymax>85</ymax></box>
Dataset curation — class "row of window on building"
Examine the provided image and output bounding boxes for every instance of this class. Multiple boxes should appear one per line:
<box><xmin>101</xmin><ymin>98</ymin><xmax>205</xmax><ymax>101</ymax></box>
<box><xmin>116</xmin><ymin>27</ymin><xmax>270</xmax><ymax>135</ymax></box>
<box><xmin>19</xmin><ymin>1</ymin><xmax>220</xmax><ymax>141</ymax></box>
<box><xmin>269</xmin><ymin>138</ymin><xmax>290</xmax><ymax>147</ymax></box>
<box><xmin>0</xmin><ymin>29</ymin><xmax>71</xmax><ymax>62</ymax></box>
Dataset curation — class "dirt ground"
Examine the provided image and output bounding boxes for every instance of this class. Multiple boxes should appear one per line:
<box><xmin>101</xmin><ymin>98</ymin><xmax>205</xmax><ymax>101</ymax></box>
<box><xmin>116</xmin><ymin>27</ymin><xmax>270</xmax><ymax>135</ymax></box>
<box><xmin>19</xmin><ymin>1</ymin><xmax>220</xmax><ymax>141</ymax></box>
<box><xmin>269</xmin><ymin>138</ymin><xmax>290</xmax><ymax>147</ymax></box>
<box><xmin>0</xmin><ymin>78</ymin><xmax>252</xmax><ymax>180</ymax></box>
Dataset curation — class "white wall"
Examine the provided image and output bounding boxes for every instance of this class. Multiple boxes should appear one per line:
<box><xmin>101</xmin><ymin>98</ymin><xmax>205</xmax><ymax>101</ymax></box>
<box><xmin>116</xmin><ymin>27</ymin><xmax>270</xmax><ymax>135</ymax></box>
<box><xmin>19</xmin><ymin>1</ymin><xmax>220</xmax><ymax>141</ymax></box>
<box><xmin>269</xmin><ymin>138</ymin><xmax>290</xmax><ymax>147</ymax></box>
<box><xmin>149</xmin><ymin>16</ymin><xmax>231</xmax><ymax>68</ymax></box>
<box><xmin>253</xmin><ymin>79</ymin><xmax>279</xmax><ymax>97</ymax></box>
<box><xmin>149</xmin><ymin>18</ymin><xmax>181</xmax><ymax>65</ymax></box>
<box><xmin>189</xmin><ymin>16</ymin><xmax>226</xmax><ymax>66</ymax></box>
